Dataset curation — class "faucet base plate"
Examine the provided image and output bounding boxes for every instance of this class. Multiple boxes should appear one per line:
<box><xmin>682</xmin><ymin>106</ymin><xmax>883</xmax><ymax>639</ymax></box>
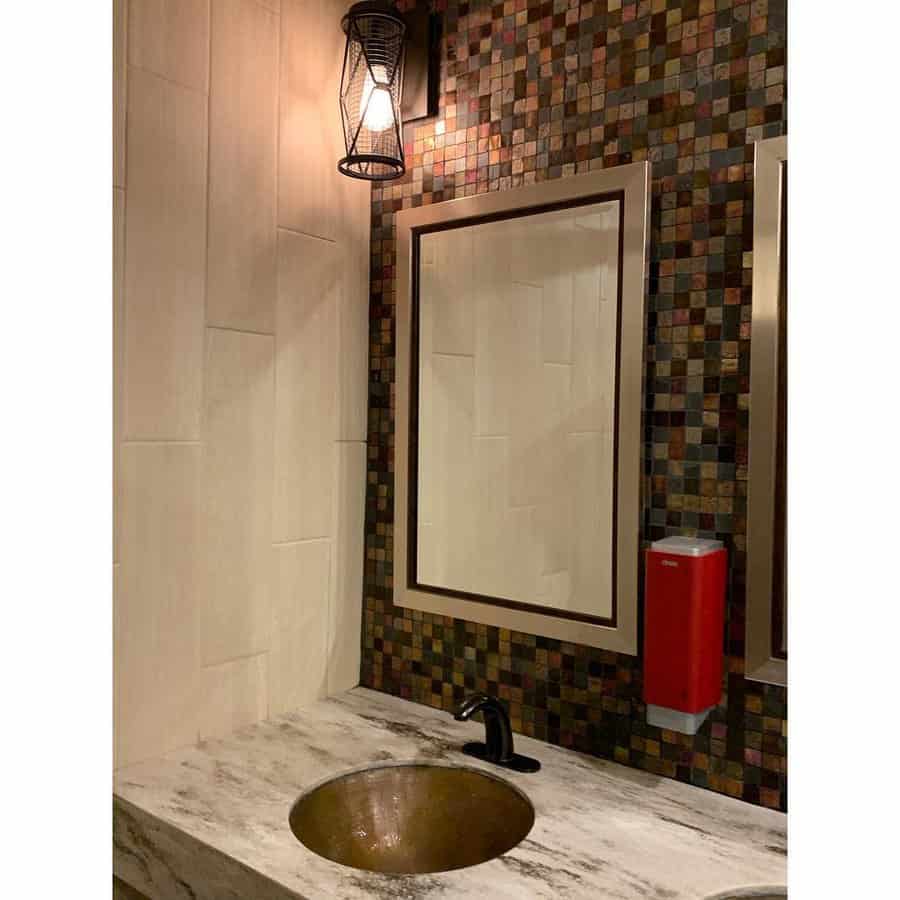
<box><xmin>462</xmin><ymin>742</ymin><xmax>541</xmax><ymax>773</ymax></box>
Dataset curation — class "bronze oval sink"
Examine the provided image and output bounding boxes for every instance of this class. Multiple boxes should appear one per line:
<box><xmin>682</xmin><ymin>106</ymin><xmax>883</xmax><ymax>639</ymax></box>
<box><xmin>289</xmin><ymin>763</ymin><xmax>534</xmax><ymax>874</ymax></box>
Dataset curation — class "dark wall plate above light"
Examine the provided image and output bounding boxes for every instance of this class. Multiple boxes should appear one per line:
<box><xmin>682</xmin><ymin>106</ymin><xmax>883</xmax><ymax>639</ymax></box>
<box><xmin>399</xmin><ymin>3</ymin><xmax>440</xmax><ymax>125</ymax></box>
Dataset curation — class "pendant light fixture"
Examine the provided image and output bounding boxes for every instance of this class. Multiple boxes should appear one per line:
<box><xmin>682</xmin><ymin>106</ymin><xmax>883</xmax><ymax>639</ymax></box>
<box><xmin>338</xmin><ymin>1</ymin><xmax>407</xmax><ymax>181</ymax></box>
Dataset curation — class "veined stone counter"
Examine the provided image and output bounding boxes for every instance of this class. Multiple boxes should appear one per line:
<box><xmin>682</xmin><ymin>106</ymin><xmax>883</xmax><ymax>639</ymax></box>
<box><xmin>114</xmin><ymin>688</ymin><xmax>786</xmax><ymax>899</ymax></box>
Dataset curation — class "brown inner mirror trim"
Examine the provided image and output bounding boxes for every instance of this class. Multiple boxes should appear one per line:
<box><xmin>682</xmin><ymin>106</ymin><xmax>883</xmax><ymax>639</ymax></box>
<box><xmin>406</xmin><ymin>190</ymin><xmax>626</xmax><ymax>628</ymax></box>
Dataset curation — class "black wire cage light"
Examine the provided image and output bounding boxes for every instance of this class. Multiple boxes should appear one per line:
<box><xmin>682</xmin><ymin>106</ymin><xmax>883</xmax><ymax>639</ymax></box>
<box><xmin>338</xmin><ymin>1</ymin><xmax>407</xmax><ymax>181</ymax></box>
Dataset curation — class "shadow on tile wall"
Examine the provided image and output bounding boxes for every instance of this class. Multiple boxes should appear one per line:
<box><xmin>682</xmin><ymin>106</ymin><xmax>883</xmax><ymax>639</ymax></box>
<box><xmin>362</xmin><ymin>0</ymin><xmax>787</xmax><ymax>811</ymax></box>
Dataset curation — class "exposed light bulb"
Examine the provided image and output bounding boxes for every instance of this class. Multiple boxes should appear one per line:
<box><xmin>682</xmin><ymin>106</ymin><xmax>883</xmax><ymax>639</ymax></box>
<box><xmin>360</xmin><ymin>65</ymin><xmax>395</xmax><ymax>133</ymax></box>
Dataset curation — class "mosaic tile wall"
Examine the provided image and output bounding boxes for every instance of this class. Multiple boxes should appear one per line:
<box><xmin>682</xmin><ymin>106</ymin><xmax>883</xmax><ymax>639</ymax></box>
<box><xmin>362</xmin><ymin>0</ymin><xmax>787</xmax><ymax>811</ymax></box>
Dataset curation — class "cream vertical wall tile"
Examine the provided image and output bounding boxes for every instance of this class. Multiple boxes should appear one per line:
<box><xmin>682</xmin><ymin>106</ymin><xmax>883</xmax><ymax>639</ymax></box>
<box><xmin>417</xmin><ymin>523</ymin><xmax>439</xmax><ymax>587</ymax></box>
<box><xmin>473</xmin><ymin>235</ymin><xmax>515</xmax><ymax>437</ymax></box>
<box><xmin>433</xmin><ymin>353</ymin><xmax>475</xmax><ymax>593</ymax></box>
<box><xmin>514</xmin><ymin>218</ymin><xmax>550</xmax><ymax>288</ymax></box>
<box><xmin>199</xmin><ymin>654</ymin><xmax>268</xmax><ymax>740</ymax></box>
<box><xmin>570</xmin><ymin>431</ymin><xmax>614</xmax><ymax>619</ymax></box>
<box><xmin>113</xmin><ymin>188</ymin><xmax>125</xmax><ymax>563</ymax></box>
<box><xmin>571</xmin><ymin>219</ymin><xmax>619</xmax><ymax>433</ymax></box>
<box><xmin>206</xmin><ymin>0</ymin><xmax>279</xmax><ymax>334</ymax></box>
<box><xmin>328</xmin><ymin>443</ymin><xmax>366</xmax><ymax>694</ymax></box>
<box><xmin>541</xmin><ymin>249</ymin><xmax>575</xmax><ymax>364</ymax></box>
<box><xmin>203</xmin><ymin>328</ymin><xmax>275</xmax><ymax>665</ymax></box>
<box><xmin>270</xmin><ymin>541</ymin><xmax>330</xmax><ymax>715</ymax></box>
<box><xmin>417</xmin><ymin>247</ymin><xmax>436</xmax><ymax>527</ymax></box>
<box><xmin>278</xmin><ymin>0</ymin><xmax>345</xmax><ymax>239</ymax></box>
<box><xmin>432</xmin><ymin>228</ymin><xmax>475</xmax><ymax>356</ymax></box>
<box><xmin>537</xmin><ymin>570</ymin><xmax>572</xmax><ymax>610</ymax></box>
<box><xmin>282</xmin><ymin>0</ymin><xmax>338</xmax><ymax>103</ymax></box>
<box><xmin>274</xmin><ymin>230</ymin><xmax>338</xmax><ymax>541</ymax></box>
<box><xmin>124</xmin><ymin>69</ymin><xmax>206</xmax><ymax>440</ymax></box>
<box><xmin>335</xmin><ymin>178</ymin><xmax>371</xmax><ymax>441</ymax></box>
<box><xmin>113</xmin><ymin>0</ymin><xmax>127</xmax><ymax>188</ymax></box>
<box><xmin>471</xmin><ymin>436</ymin><xmax>509</xmax><ymax>597</ymax></box>
<box><xmin>535</xmin><ymin>362</ymin><xmax>572</xmax><ymax>575</ymax></box>
<box><xmin>129</xmin><ymin>0</ymin><xmax>210</xmax><ymax>93</ymax></box>
<box><xmin>505</xmin><ymin>505</ymin><xmax>540</xmax><ymax>604</ymax></box>
<box><xmin>507</xmin><ymin>282</ymin><xmax>543</xmax><ymax>507</ymax></box>
<box><xmin>113</xmin><ymin>563</ymin><xmax>122</xmax><ymax>768</ymax></box>
<box><xmin>116</xmin><ymin>445</ymin><xmax>203</xmax><ymax>767</ymax></box>
<box><xmin>278</xmin><ymin>93</ymin><xmax>336</xmax><ymax>240</ymax></box>
<box><xmin>417</xmin><ymin>347</ymin><xmax>444</xmax><ymax>586</ymax></box>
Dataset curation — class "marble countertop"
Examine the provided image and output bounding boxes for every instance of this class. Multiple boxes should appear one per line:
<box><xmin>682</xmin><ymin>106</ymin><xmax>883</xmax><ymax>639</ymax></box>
<box><xmin>114</xmin><ymin>688</ymin><xmax>786</xmax><ymax>899</ymax></box>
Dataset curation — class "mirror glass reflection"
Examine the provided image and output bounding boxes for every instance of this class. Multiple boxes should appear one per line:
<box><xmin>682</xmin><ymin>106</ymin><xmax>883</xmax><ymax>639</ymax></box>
<box><xmin>414</xmin><ymin>199</ymin><xmax>621</xmax><ymax>620</ymax></box>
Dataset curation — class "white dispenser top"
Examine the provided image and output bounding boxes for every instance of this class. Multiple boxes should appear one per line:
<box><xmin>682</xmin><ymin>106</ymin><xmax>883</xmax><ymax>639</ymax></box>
<box><xmin>650</xmin><ymin>536</ymin><xmax>723</xmax><ymax>557</ymax></box>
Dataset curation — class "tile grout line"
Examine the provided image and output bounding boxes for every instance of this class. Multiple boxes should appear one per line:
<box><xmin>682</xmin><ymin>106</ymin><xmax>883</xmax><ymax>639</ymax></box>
<box><xmin>268</xmin><ymin>0</ymin><xmax>284</xmax><ymax>723</ymax></box>
<box><xmin>121</xmin><ymin>440</ymin><xmax>204</xmax><ymax>447</ymax></box>
<box><xmin>197</xmin><ymin>0</ymin><xmax>213</xmax><ymax>717</ymax></box>
<box><xmin>272</xmin><ymin>537</ymin><xmax>332</xmax><ymax>548</ymax></box>
<box><xmin>200</xmin><ymin>649</ymin><xmax>269</xmax><ymax>672</ymax></box>
<box><xmin>277</xmin><ymin>223</ymin><xmax>337</xmax><ymax>244</ymax></box>
<box><xmin>206</xmin><ymin>323</ymin><xmax>275</xmax><ymax>338</ymax></box>
<box><xmin>126</xmin><ymin>60</ymin><xmax>209</xmax><ymax>98</ymax></box>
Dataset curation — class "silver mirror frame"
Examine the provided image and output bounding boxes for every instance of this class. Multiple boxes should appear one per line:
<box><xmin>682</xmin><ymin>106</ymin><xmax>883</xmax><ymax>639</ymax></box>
<box><xmin>393</xmin><ymin>163</ymin><xmax>650</xmax><ymax>653</ymax></box>
<box><xmin>746</xmin><ymin>136</ymin><xmax>787</xmax><ymax>686</ymax></box>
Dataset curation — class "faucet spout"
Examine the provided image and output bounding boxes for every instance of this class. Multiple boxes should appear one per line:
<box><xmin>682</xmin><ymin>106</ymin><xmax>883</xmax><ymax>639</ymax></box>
<box><xmin>453</xmin><ymin>692</ymin><xmax>493</xmax><ymax>722</ymax></box>
<box><xmin>452</xmin><ymin>693</ymin><xmax>513</xmax><ymax>763</ymax></box>
<box><xmin>451</xmin><ymin>692</ymin><xmax>541</xmax><ymax>773</ymax></box>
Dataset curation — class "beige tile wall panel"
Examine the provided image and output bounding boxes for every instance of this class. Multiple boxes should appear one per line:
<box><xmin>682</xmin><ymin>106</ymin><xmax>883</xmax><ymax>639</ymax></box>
<box><xmin>430</xmin><ymin>353</ymin><xmax>475</xmax><ymax>592</ymax></box>
<box><xmin>335</xmin><ymin>177</ymin><xmax>372</xmax><ymax>441</ymax></box>
<box><xmin>206</xmin><ymin>0</ymin><xmax>279</xmax><ymax>334</ymax></box>
<box><xmin>114</xmin><ymin>188</ymin><xmax>125</xmax><ymax>563</ymax></box>
<box><xmin>281</xmin><ymin>0</ymin><xmax>341</xmax><ymax>104</ymax></box>
<box><xmin>537</xmin><ymin>569</ymin><xmax>572</xmax><ymax>611</ymax></box>
<box><xmin>328</xmin><ymin>443</ymin><xmax>367</xmax><ymax>693</ymax></box>
<box><xmin>471</xmin><ymin>436</ymin><xmax>510</xmax><ymax>597</ymax></box>
<box><xmin>570</xmin><ymin>431</ymin><xmax>614</xmax><ymax>619</ymax></box>
<box><xmin>539</xmin><ymin>360</ymin><xmax>572</xmax><ymax>497</ymax></box>
<box><xmin>505</xmin><ymin>505</ymin><xmax>541</xmax><ymax>603</ymax></box>
<box><xmin>473</xmin><ymin>235</ymin><xmax>515</xmax><ymax>437</ymax></box>
<box><xmin>535</xmin><ymin>365</ymin><xmax>574</xmax><ymax>580</ymax></box>
<box><xmin>128</xmin><ymin>0</ymin><xmax>210</xmax><ymax>93</ymax></box>
<box><xmin>278</xmin><ymin>94</ymin><xmax>337</xmax><ymax>240</ymax></box>
<box><xmin>273</xmin><ymin>230</ymin><xmax>339</xmax><ymax>541</ymax></box>
<box><xmin>571</xmin><ymin>210</ymin><xmax>620</xmax><ymax>433</ymax></box>
<box><xmin>270</xmin><ymin>541</ymin><xmax>330</xmax><ymax>716</ymax></box>
<box><xmin>202</xmin><ymin>328</ymin><xmax>275</xmax><ymax>665</ymax></box>
<box><xmin>540</xmin><ymin>230</ymin><xmax>575</xmax><ymax>365</ymax></box>
<box><xmin>430</xmin><ymin>228</ymin><xmax>475</xmax><ymax>356</ymax></box>
<box><xmin>199</xmin><ymin>653</ymin><xmax>268</xmax><ymax>740</ymax></box>
<box><xmin>116</xmin><ymin>445</ymin><xmax>203</xmax><ymax>767</ymax></box>
<box><xmin>123</xmin><ymin>68</ymin><xmax>207</xmax><ymax>440</ymax></box>
<box><xmin>113</xmin><ymin>0</ymin><xmax>127</xmax><ymax>188</ymax></box>
<box><xmin>417</xmin><ymin>254</ymin><xmax>435</xmax><ymax>526</ymax></box>
<box><xmin>278</xmin><ymin>0</ymin><xmax>345</xmax><ymax>240</ymax></box>
<box><xmin>506</xmin><ymin>281</ymin><xmax>544</xmax><ymax>507</ymax></box>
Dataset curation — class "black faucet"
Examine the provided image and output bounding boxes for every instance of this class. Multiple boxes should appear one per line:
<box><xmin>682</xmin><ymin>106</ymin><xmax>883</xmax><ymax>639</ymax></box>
<box><xmin>452</xmin><ymin>693</ymin><xmax>540</xmax><ymax>773</ymax></box>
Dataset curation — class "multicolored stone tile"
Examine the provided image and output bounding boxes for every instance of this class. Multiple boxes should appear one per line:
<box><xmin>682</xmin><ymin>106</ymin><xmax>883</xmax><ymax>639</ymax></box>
<box><xmin>362</xmin><ymin>0</ymin><xmax>787</xmax><ymax>812</ymax></box>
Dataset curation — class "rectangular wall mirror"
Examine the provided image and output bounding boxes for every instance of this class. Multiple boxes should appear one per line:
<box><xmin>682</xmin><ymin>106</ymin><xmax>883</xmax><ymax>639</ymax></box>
<box><xmin>746</xmin><ymin>136</ymin><xmax>787</xmax><ymax>685</ymax></box>
<box><xmin>395</xmin><ymin>164</ymin><xmax>650</xmax><ymax>653</ymax></box>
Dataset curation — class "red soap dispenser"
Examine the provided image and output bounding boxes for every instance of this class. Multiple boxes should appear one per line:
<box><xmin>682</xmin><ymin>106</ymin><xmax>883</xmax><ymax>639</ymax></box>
<box><xmin>643</xmin><ymin>536</ymin><xmax>727</xmax><ymax>734</ymax></box>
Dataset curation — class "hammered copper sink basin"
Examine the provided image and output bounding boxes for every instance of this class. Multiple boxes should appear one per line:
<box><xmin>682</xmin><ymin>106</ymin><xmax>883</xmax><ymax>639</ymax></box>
<box><xmin>289</xmin><ymin>763</ymin><xmax>535</xmax><ymax>874</ymax></box>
